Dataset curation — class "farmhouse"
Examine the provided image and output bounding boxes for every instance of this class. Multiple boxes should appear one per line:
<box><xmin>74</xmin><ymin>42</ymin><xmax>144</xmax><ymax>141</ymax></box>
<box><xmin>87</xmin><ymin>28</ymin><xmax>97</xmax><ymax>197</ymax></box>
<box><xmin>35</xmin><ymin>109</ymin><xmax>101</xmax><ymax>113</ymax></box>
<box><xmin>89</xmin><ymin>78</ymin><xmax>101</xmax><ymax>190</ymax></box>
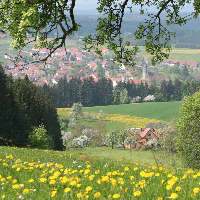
<box><xmin>126</xmin><ymin>124</ymin><xmax>164</xmax><ymax>149</ymax></box>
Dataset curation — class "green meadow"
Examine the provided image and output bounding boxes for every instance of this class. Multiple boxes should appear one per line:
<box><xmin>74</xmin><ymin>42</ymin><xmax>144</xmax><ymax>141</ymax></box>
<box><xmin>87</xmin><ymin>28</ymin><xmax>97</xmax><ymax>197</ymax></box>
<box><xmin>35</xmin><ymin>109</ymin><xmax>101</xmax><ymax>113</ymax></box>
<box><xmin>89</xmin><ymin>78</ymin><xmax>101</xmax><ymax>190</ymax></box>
<box><xmin>82</xmin><ymin>102</ymin><xmax>183</xmax><ymax>122</ymax></box>
<box><xmin>1</xmin><ymin>146</ymin><xmax>200</xmax><ymax>200</ymax></box>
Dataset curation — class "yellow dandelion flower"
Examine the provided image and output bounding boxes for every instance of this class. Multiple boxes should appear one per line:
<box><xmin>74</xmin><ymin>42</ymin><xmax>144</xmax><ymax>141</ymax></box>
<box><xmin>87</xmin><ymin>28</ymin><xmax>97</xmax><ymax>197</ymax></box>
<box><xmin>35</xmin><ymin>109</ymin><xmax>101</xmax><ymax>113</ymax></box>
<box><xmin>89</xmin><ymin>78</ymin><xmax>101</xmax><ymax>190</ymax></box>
<box><xmin>49</xmin><ymin>180</ymin><xmax>56</xmax><ymax>184</ymax></box>
<box><xmin>108</xmin><ymin>194</ymin><xmax>112</xmax><ymax>198</ymax></box>
<box><xmin>23</xmin><ymin>189</ymin><xmax>29</xmax><ymax>194</ymax></box>
<box><xmin>97</xmin><ymin>179</ymin><xmax>102</xmax><ymax>184</ymax></box>
<box><xmin>166</xmin><ymin>185</ymin><xmax>172</xmax><ymax>190</ymax></box>
<box><xmin>181</xmin><ymin>175</ymin><xmax>187</xmax><ymax>179</ymax></box>
<box><xmin>125</xmin><ymin>167</ymin><xmax>129</xmax><ymax>171</ymax></box>
<box><xmin>77</xmin><ymin>193</ymin><xmax>83</xmax><ymax>198</ymax></box>
<box><xmin>113</xmin><ymin>193</ymin><xmax>120</xmax><ymax>198</ymax></box>
<box><xmin>170</xmin><ymin>193</ymin><xmax>178</xmax><ymax>199</ymax></box>
<box><xmin>86</xmin><ymin>186</ymin><xmax>92</xmax><ymax>192</ymax></box>
<box><xmin>95</xmin><ymin>170</ymin><xmax>100</xmax><ymax>174</ymax></box>
<box><xmin>112</xmin><ymin>171</ymin><xmax>118</xmax><ymax>175</ymax></box>
<box><xmin>84</xmin><ymin>169</ymin><xmax>90</xmax><ymax>175</ymax></box>
<box><xmin>85</xmin><ymin>195</ymin><xmax>89</xmax><ymax>199</ymax></box>
<box><xmin>155</xmin><ymin>173</ymin><xmax>160</xmax><ymax>177</ymax></box>
<box><xmin>89</xmin><ymin>175</ymin><xmax>94</xmax><ymax>180</ymax></box>
<box><xmin>39</xmin><ymin>178</ymin><xmax>47</xmax><ymax>182</ymax></box>
<box><xmin>1</xmin><ymin>195</ymin><xmax>5</xmax><ymax>199</ymax></box>
<box><xmin>64</xmin><ymin>188</ymin><xmax>71</xmax><ymax>193</ymax></box>
<box><xmin>12</xmin><ymin>184</ymin><xmax>20</xmax><ymax>189</ymax></box>
<box><xmin>167</xmin><ymin>179</ymin><xmax>176</xmax><ymax>186</ymax></box>
<box><xmin>167</xmin><ymin>174</ymin><xmax>172</xmax><ymax>178</ymax></box>
<box><xmin>134</xmin><ymin>190</ymin><xmax>142</xmax><ymax>196</ymax></box>
<box><xmin>94</xmin><ymin>192</ymin><xmax>101</xmax><ymax>198</ymax></box>
<box><xmin>157</xmin><ymin>197</ymin><xmax>163</xmax><ymax>200</ymax></box>
<box><xmin>193</xmin><ymin>175</ymin><xmax>198</xmax><ymax>178</ymax></box>
<box><xmin>51</xmin><ymin>190</ymin><xmax>57</xmax><ymax>197</ymax></box>
<box><xmin>193</xmin><ymin>187</ymin><xmax>200</xmax><ymax>193</ymax></box>
<box><xmin>77</xmin><ymin>184</ymin><xmax>81</xmax><ymax>188</ymax></box>
<box><xmin>101</xmin><ymin>176</ymin><xmax>109</xmax><ymax>182</ymax></box>
<box><xmin>70</xmin><ymin>180</ymin><xmax>76</xmax><ymax>186</ymax></box>
<box><xmin>12</xmin><ymin>179</ymin><xmax>17</xmax><ymax>183</ymax></box>
<box><xmin>7</xmin><ymin>176</ymin><xmax>12</xmax><ymax>179</ymax></box>
<box><xmin>28</xmin><ymin>179</ymin><xmax>34</xmax><ymax>183</ymax></box>
<box><xmin>175</xmin><ymin>186</ymin><xmax>181</xmax><ymax>191</ymax></box>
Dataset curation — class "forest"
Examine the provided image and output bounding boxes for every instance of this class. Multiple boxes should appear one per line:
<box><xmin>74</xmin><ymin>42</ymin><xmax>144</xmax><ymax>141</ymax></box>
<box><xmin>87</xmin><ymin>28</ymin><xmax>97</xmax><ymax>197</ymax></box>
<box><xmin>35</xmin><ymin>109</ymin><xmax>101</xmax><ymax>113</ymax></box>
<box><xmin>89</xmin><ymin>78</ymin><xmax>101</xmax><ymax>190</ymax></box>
<box><xmin>0</xmin><ymin>65</ymin><xmax>62</xmax><ymax>150</ymax></box>
<box><xmin>44</xmin><ymin>75</ymin><xmax>200</xmax><ymax>108</ymax></box>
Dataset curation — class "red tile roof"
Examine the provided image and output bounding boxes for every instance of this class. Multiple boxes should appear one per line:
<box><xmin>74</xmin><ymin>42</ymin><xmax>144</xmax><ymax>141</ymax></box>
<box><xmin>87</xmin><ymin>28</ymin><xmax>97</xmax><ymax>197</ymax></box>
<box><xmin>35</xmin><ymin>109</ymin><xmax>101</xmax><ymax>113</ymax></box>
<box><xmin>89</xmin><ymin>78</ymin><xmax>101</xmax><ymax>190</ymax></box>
<box><xmin>140</xmin><ymin>128</ymin><xmax>151</xmax><ymax>138</ymax></box>
<box><xmin>102</xmin><ymin>48</ymin><xmax>109</xmax><ymax>53</ymax></box>
<box><xmin>61</xmin><ymin>65</ymin><xmax>72</xmax><ymax>70</ymax></box>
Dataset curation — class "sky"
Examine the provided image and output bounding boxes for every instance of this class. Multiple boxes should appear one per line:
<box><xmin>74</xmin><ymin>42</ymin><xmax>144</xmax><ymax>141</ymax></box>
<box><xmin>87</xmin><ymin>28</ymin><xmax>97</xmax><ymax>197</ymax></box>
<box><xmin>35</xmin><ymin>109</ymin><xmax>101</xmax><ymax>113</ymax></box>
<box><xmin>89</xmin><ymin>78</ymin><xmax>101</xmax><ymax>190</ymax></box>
<box><xmin>75</xmin><ymin>0</ymin><xmax>194</xmax><ymax>13</ymax></box>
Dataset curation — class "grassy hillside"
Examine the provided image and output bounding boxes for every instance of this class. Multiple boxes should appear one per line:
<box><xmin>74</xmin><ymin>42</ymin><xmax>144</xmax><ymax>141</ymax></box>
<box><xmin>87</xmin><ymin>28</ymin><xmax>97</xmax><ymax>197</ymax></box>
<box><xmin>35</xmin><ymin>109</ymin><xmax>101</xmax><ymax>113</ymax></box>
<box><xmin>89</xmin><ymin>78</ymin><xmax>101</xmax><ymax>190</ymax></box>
<box><xmin>0</xmin><ymin>146</ymin><xmax>199</xmax><ymax>199</ymax></box>
<box><xmin>82</xmin><ymin>102</ymin><xmax>183</xmax><ymax>122</ymax></box>
<box><xmin>58</xmin><ymin>102</ymin><xmax>182</xmax><ymax>131</ymax></box>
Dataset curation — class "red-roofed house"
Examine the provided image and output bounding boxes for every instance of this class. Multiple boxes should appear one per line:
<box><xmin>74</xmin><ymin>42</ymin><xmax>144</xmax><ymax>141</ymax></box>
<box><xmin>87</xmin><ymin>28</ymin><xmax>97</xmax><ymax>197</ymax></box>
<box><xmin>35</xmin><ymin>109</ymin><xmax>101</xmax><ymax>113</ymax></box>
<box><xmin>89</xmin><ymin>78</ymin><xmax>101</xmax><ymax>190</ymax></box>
<box><xmin>10</xmin><ymin>69</ymin><xmax>19</xmax><ymax>75</ymax></box>
<box><xmin>89</xmin><ymin>64</ymin><xmax>97</xmax><ymax>70</ymax></box>
<box><xmin>33</xmin><ymin>82</ymin><xmax>45</xmax><ymax>86</ymax></box>
<box><xmin>76</xmin><ymin>52</ymin><xmax>83</xmax><ymax>60</ymax></box>
<box><xmin>59</xmin><ymin>51</ymin><xmax>67</xmax><ymax>57</ymax></box>
<box><xmin>91</xmin><ymin>73</ymin><xmax>98</xmax><ymax>78</ymax></box>
<box><xmin>32</xmin><ymin>66</ymin><xmax>40</xmax><ymax>71</ymax></box>
<box><xmin>78</xmin><ymin>69</ymin><xmax>89</xmax><ymax>78</ymax></box>
<box><xmin>102</xmin><ymin>48</ymin><xmax>109</xmax><ymax>54</ymax></box>
<box><xmin>6</xmin><ymin>63</ymin><xmax>15</xmax><ymax>69</ymax></box>
<box><xmin>17</xmin><ymin>62</ymin><xmax>25</xmax><ymax>66</ymax></box>
<box><xmin>56</xmin><ymin>70</ymin><xmax>67</xmax><ymax>75</ymax></box>
<box><xmin>101</xmin><ymin>59</ymin><xmax>108</xmax><ymax>69</ymax></box>
<box><xmin>137</xmin><ymin>128</ymin><xmax>159</xmax><ymax>149</ymax></box>
<box><xmin>165</xmin><ymin>59</ymin><xmax>179</xmax><ymax>66</ymax></box>
<box><xmin>39</xmin><ymin>48</ymin><xmax>49</xmax><ymax>55</ymax></box>
<box><xmin>185</xmin><ymin>61</ymin><xmax>198</xmax><ymax>68</ymax></box>
<box><xmin>130</xmin><ymin>79</ymin><xmax>142</xmax><ymax>85</ymax></box>
<box><xmin>34</xmin><ymin>70</ymin><xmax>45</xmax><ymax>75</ymax></box>
<box><xmin>22</xmin><ymin>70</ymin><xmax>33</xmax><ymax>75</ymax></box>
<box><xmin>71</xmin><ymin>47</ymin><xmax>79</xmax><ymax>52</ymax></box>
<box><xmin>52</xmin><ymin>75</ymin><xmax>63</xmax><ymax>84</ymax></box>
<box><xmin>110</xmin><ymin>78</ymin><xmax>121</xmax><ymax>87</ymax></box>
<box><xmin>61</xmin><ymin>65</ymin><xmax>72</xmax><ymax>71</ymax></box>
<box><xmin>124</xmin><ymin>72</ymin><xmax>133</xmax><ymax>80</ymax></box>
<box><xmin>125</xmin><ymin>128</ymin><xmax>161</xmax><ymax>149</ymax></box>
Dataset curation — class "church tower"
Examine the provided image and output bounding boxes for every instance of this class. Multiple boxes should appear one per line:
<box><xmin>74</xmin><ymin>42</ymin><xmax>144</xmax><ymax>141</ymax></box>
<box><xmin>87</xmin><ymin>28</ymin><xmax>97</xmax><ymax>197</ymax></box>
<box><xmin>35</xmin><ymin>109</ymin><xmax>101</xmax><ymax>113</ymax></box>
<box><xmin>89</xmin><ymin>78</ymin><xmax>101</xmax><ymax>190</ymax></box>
<box><xmin>142</xmin><ymin>61</ymin><xmax>148</xmax><ymax>79</ymax></box>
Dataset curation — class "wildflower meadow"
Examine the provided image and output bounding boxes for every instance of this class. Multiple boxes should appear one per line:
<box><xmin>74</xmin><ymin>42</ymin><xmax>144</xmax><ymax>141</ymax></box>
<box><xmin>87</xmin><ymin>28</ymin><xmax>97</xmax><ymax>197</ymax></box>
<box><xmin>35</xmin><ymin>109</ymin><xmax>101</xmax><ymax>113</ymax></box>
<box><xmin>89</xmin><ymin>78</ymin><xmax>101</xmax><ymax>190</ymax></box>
<box><xmin>0</xmin><ymin>146</ymin><xmax>200</xmax><ymax>199</ymax></box>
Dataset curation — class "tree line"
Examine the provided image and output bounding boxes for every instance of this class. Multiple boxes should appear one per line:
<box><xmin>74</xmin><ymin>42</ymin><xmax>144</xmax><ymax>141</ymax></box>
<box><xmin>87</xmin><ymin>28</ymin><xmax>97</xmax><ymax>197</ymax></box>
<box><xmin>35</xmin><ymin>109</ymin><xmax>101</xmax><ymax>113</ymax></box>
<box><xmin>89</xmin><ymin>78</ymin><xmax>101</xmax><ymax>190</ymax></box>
<box><xmin>0</xmin><ymin>65</ymin><xmax>62</xmax><ymax>150</ymax></box>
<box><xmin>44</xmin><ymin>77</ymin><xmax>200</xmax><ymax>108</ymax></box>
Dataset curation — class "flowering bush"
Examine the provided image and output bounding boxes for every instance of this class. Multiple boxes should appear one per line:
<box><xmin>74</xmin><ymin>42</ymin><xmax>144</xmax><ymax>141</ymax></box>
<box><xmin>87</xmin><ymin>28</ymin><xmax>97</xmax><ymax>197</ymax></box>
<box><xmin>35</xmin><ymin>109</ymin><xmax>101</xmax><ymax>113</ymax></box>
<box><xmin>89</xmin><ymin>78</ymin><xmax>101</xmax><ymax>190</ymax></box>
<box><xmin>143</xmin><ymin>95</ymin><xmax>155</xmax><ymax>102</ymax></box>
<box><xmin>72</xmin><ymin>135</ymin><xmax>90</xmax><ymax>148</ymax></box>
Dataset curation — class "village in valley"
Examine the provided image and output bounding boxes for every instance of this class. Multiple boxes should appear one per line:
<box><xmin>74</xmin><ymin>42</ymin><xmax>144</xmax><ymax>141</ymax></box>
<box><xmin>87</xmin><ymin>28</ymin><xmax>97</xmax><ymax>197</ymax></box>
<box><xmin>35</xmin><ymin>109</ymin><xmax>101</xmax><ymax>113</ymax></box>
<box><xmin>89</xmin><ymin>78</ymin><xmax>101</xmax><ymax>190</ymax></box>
<box><xmin>2</xmin><ymin>40</ymin><xmax>199</xmax><ymax>88</ymax></box>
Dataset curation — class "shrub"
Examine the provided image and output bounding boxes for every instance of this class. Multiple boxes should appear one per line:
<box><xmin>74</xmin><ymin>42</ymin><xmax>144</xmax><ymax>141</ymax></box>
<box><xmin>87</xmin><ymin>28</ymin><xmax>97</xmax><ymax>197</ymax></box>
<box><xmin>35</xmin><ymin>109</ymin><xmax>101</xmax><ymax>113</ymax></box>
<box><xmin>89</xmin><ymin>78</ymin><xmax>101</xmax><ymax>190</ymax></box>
<box><xmin>28</xmin><ymin>124</ymin><xmax>54</xmax><ymax>149</ymax></box>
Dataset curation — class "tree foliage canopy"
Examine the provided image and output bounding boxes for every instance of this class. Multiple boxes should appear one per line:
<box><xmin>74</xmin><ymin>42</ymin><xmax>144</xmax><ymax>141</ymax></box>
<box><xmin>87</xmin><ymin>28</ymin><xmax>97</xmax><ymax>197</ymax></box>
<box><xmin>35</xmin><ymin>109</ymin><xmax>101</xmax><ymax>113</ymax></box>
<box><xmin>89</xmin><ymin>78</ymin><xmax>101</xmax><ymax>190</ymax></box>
<box><xmin>177</xmin><ymin>91</ymin><xmax>200</xmax><ymax>169</ymax></box>
<box><xmin>0</xmin><ymin>0</ymin><xmax>199</xmax><ymax>64</ymax></box>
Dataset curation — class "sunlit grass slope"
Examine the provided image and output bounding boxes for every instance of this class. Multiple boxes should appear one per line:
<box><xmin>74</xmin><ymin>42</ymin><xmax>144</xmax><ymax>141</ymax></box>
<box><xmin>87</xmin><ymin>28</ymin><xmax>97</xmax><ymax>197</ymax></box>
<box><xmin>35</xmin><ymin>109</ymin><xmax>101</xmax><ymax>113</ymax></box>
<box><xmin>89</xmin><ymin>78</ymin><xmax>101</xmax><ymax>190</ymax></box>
<box><xmin>1</xmin><ymin>146</ymin><xmax>200</xmax><ymax>199</ymax></box>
